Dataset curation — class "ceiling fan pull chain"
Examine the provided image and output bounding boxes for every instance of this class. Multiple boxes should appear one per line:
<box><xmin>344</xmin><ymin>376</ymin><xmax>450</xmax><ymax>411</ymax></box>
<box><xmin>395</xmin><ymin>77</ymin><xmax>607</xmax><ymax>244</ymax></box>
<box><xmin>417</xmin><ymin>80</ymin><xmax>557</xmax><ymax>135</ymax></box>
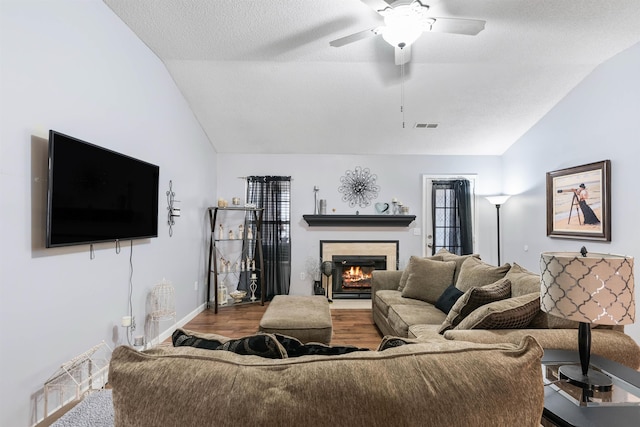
<box><xmin>400</xmin><ymin>50</ymin><xmax>405</xmax><ymax>128</ymax></box>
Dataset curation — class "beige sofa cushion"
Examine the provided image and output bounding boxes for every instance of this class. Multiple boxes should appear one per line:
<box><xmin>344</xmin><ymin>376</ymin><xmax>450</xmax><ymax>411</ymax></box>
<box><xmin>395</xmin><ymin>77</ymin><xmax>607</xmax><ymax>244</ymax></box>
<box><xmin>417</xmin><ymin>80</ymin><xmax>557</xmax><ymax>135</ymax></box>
<box><xmin>442</xmin><ymin>328</ymin><xmax>640</xmax><ymax>370</ymax></box>
<box><xmin>455</xmin><ymin>292</ymin><xmax>540</xmax><ymax>330</ymax></box>
<box><xmin>397</xmin><ymin>255</ymin><xmax>444</xmax><ymax>292</ymax></box>
<box><xmin>408</xmin><ymin>324</ymin><xmax>445</xmax><ymax>340</ymax></box>
<box><xmin>374</xmin><ymin>289</ymin><xmax>431</xmax><ymax>318</ymax></box>
<box><xmin>436</xmin><ymin>248</ymin><xmax>481</xmax><ymax>284</ymax></box>
<box><xmin>505</xmin><ymin>263</ymin><xmax>540</xmax><ymax>296</ymax></box>
<box><xmin>400</xmin><ymin>259</ymin><xmax>456</xmax><ymax>304</ymax></box>
<box><xmin>388</xmin><ymin>303</ymin><xmax>447</xmax><ymax>337</ymax></box>
<box><xmin>455</xmin><ymin>257</ymin><xmax>511</xmax><ymax>292</ymax></box>
<box><xmin>438</xmin><ymin>278</ymin><xmax>512</xmax><ymax>333</ymax></box>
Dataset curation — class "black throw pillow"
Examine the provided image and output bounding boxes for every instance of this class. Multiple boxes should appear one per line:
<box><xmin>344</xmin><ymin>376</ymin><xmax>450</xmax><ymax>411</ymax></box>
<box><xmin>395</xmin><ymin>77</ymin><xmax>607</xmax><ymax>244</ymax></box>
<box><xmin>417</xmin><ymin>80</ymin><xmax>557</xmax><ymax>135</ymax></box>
<box><xmin>377</xmin><ymin>336</ymin><xmax>416</xmax><ymax>351</ymax></box>
<box><xmin>274</xmin><ymin>334</ymin><xmax>370</xmax><ymax>357</ymax></box>
<box><xmin>435</xmin><ymin>285</ymin><xmax>464</xmax><ymax>314</ymax></box>
<box><xmin>172</xmin><ymin>329</ymin><xmax>222</xmax><ymax>350</ymax></box>
<box><xmin>171</xmin><ymin>329</ymin><xmax>368</xmax><ymax>359</ymax></box>
<box><xmin>172</xmin><ymin>329</ymin><xmax>286</xmax><ymax>359</ymax></box>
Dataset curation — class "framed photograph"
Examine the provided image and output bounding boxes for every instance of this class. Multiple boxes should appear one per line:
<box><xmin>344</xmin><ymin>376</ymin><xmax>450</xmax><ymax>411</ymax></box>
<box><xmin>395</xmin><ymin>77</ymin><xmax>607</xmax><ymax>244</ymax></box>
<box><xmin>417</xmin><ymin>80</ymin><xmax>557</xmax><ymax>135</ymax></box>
<box><xmin>546</xmin><ymin>160</ymin><xmax>611</xmax><ymax>241</ymax></box>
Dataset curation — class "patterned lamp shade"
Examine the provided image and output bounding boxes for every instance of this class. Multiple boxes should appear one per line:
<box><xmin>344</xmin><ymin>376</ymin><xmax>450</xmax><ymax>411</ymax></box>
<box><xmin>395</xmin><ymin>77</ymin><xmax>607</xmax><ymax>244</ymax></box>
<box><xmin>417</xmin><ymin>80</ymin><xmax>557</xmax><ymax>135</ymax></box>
<box><xmin>540</xmin><ymin>252</ymin><xmax>635</xmax><ymax>325</ymax></box>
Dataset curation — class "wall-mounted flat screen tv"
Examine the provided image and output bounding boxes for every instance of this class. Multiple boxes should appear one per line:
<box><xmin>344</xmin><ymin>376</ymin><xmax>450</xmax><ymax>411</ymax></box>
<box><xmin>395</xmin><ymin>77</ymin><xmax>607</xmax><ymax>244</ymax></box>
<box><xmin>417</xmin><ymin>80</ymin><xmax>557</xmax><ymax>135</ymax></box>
<box><xmin>46</xmin><ymin>130</ymin><xmax>160</xmax><ymax>248</ymax></box>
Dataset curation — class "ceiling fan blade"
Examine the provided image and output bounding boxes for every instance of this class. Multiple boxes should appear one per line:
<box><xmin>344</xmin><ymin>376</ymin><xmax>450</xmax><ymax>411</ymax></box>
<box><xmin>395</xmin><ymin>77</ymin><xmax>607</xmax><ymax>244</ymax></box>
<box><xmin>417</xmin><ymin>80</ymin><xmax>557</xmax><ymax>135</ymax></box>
<box><xmin>395</xmin><ymin>45</ymin><xmax>411</xmax><ymax>65</ymax></box>
<box><xmin>361</xmin><ymin>0</ymin><xmax>394</xmax><ymax>15</ymax></box>
<box><xmin>427</xmin><ymin>18</ymin><xmax>486</xmax><ymax>36</ymax></box>
<box><xmin>330</xmin><ymin>28</ymin><xmax>379</xmax><ymax>47</ymax></box>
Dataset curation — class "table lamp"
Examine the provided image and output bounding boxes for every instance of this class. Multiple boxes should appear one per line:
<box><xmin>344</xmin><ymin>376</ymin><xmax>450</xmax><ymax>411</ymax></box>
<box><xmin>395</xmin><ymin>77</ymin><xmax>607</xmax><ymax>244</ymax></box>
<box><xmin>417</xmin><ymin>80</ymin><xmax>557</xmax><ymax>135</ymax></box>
<box><xmin>540</xmin><ymin>248</ymin><xmax>635</xmax><ymax>391</ymax></box>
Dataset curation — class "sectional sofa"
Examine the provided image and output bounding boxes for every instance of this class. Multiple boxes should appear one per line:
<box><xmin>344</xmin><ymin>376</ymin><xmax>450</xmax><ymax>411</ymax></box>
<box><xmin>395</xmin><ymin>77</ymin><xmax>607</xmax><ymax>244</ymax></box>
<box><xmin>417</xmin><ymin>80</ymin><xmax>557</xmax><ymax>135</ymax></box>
<box><xmin>109</xmin><ymin>330</ymin><xmax>545</xmax><ymax>426</ymax></box>
<box><xmin>372</xmin><ymin>250</ymin><xmax>640</xmax><ymax>369</ymax></box>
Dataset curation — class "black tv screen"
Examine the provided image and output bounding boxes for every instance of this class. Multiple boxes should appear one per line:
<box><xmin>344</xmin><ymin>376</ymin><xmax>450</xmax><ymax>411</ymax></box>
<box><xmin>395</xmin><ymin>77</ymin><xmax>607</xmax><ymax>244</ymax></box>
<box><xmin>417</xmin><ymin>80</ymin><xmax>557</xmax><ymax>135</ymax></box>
<box><xmin>46</xmin><ymin>130</ymin><xmax>160</xmax><ymax>247</ymax></box>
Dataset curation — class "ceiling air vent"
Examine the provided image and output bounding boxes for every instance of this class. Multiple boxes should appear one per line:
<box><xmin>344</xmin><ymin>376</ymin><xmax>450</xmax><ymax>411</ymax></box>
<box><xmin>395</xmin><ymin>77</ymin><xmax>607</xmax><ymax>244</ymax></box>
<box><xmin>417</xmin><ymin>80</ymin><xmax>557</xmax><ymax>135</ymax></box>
<box><xmin>414</xmin><ymin>123</ymin><xmax>438</xmax><ymax>129</ymax></box>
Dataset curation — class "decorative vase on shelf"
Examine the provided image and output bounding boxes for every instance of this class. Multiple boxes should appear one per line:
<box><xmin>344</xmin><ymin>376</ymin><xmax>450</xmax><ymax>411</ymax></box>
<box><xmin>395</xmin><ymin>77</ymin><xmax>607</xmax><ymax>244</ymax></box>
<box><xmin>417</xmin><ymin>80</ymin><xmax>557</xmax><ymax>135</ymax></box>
<box><xmin>218</xmin><ymin>285</ymin><xmax>228</xmax><ymax>305</ymax></box>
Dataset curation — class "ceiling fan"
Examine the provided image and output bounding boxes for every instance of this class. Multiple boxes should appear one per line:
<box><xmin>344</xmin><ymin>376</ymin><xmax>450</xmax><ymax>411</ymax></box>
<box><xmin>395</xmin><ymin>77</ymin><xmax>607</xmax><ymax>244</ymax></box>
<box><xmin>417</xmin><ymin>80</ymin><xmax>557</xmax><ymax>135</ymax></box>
<box><xmin>330</xmin><ymin>0</ymin><xmax>485</xmax><ymax>65</ymax></box>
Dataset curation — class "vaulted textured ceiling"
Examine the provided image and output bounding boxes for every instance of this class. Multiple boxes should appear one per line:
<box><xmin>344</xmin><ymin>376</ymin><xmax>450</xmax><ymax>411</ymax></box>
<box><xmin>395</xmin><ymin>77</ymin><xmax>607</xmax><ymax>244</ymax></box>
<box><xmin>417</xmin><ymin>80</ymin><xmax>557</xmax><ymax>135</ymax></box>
<box><xmin>103</xmin><ymin>0</ymin><xmax>640</xmax><ymax>155</ymax></box>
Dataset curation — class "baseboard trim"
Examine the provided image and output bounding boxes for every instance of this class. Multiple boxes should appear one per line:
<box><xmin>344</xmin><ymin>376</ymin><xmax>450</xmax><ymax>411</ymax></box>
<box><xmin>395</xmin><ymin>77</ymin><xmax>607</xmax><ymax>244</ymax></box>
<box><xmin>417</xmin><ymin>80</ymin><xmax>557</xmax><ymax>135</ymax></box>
<box><xmin>149</xmin><ymin>302</ymin><xmax>207</xmax><ymax>348</ymax></box>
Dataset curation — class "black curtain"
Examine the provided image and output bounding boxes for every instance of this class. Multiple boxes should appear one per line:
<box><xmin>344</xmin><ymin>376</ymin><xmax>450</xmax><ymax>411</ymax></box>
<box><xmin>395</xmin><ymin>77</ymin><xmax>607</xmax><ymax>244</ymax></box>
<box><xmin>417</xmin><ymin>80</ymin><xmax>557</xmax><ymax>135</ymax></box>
<box><xmin>431</xmin><ymin>179</ymin><xmax>473</xmax><ymax>255</ymax></box>
<box><xmin>245</xmin><ymin>176</ymin><xmax>291</xmax><ymax>300</ymax></box>
<box><xmin>454</xmin><ymin>179</ymin><xmax>473</xmax><ymax>254</ymax></box>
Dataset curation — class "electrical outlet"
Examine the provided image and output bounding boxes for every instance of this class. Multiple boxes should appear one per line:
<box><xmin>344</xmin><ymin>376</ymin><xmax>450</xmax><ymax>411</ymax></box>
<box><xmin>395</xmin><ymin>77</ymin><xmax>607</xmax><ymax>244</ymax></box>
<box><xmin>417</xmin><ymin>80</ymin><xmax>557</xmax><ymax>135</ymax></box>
<box><xmin>194</xmin><ymin>281</ymin><xmax>198</xmax><ymax>290</ymax></box>
<box><xmin>300</xmin><ymin>272</ymin><xmax>306</xmax><ymax>280</ymax></box>
<box><xmin>121</xmin><ymin>316</ymin><xmax>132</xmax><ymax>327</ymax></box>
<box><xmin>122</xmin><ymin>315</ymin><xmax>136</xmax><ymax>331</ymax></box>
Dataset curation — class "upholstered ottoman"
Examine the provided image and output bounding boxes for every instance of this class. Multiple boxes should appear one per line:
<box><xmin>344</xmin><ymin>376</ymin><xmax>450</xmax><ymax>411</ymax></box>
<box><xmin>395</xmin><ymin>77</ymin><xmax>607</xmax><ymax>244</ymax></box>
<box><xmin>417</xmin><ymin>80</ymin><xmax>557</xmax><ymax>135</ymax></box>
<box><xmin>259</xmin><ymin>295</ymin><xmax>333</xmax><ymax>344</ymax></box>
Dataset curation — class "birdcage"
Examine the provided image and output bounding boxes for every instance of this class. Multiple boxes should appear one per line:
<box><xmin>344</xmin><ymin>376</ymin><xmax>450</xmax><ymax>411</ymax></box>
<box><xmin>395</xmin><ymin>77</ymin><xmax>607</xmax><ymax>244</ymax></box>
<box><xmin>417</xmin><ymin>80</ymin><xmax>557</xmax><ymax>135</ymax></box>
<box><xmin>149</xmin><ymin>280</ymin><xmax>177</xmax><ymax>346</ymax></box>
<box><xmin>44</xmin><ymin>341</ymin><xmax>111</xmax><ymax>418</ymax></box>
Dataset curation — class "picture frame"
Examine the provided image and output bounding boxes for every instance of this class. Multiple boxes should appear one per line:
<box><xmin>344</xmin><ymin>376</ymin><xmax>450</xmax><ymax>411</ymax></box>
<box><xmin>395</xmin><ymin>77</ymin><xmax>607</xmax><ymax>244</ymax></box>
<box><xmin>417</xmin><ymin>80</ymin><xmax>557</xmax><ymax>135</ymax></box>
<box><xmin>546</xmin><ymin>160</ymin><xmax>611</xmax><ymax>241</ymax></box>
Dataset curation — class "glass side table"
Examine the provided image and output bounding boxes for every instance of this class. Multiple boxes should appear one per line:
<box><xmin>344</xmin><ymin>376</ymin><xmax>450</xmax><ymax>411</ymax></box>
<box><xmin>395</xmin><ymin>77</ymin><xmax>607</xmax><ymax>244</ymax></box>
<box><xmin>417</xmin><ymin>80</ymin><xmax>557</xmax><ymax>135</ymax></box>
<box><xmin>542</xmin><ymin>350</ymin><xmax>640</xmax><ymax>427</ymax></box>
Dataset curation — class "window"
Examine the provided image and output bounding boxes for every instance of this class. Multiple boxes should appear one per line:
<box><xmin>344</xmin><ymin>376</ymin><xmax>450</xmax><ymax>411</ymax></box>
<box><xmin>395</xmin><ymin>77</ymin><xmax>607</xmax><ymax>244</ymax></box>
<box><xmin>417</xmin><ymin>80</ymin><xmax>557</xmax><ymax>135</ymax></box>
<box><xmin>246</xmin><ymin>176</ymin><xmax>291</xmax><ymax>299</ymax></box>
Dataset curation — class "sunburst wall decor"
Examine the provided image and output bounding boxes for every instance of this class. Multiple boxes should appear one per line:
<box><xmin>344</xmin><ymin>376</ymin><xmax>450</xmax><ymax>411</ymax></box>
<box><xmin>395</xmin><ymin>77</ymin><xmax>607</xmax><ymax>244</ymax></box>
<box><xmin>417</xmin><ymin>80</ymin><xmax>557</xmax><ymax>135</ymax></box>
<box><xmin>338</xmin><ymin>166</ymin><xmax>380</xmax><ymax>208</ymax></box>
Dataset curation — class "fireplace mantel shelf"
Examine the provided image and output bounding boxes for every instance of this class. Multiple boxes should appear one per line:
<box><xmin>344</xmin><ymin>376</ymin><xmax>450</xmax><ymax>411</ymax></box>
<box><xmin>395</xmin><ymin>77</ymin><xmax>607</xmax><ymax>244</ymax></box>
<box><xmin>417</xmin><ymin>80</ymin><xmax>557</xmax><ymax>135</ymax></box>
<box><xmin>303</xmin><ymin>214</ymin><xmax>416</xmax><ymax>227</ymax></box>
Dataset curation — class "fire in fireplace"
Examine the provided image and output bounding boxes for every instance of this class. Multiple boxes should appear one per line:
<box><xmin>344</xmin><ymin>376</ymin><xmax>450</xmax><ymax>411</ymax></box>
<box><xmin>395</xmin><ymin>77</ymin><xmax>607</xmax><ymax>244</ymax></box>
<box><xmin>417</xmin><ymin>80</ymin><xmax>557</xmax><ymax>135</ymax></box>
<box><xmin>342</xmin><ymin>265</ymin><xmax>373</xmax><ymax>288</ymax></box>
<box><xmin>332</xmin><ymin>255</ymin><xmax>387</xmax><ymax>298</ymax></box>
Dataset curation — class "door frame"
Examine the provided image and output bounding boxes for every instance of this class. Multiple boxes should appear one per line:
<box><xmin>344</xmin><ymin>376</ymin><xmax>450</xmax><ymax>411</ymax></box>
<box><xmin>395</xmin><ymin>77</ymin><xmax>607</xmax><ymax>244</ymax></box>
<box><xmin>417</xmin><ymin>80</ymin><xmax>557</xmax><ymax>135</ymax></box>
<box><xmin>421</xmin><ymin>174</ymin><xmax>478</xmax><ymax>257</ymax></box>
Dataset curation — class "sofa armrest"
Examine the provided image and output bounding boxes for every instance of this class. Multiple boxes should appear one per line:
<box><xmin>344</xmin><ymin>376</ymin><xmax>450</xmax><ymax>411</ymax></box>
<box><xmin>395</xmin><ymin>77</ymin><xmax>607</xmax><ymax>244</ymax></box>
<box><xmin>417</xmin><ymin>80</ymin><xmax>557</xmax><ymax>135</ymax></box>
<box><xmin>371</xmin><ymin>270</ymin><xmax>402</xmax><ymax>291</ymax></box>
<box><xmin>443</xmin><ymin>328</ymin><xmax>640</xmax><ymax>370</ymax></box>
<box><xmin>371</xmin><ymin>270</ymin><xmax>403</xmax><ymax>301</ymax></box>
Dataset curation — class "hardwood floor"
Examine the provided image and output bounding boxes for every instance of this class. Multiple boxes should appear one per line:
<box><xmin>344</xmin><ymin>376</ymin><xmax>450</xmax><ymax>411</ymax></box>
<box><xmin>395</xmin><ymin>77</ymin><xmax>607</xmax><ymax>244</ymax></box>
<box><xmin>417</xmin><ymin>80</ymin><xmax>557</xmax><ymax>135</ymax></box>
<box><xmin>182</xmin><ymin>302</ymin><xmax>384</xmax><ymax>350</ymax></box>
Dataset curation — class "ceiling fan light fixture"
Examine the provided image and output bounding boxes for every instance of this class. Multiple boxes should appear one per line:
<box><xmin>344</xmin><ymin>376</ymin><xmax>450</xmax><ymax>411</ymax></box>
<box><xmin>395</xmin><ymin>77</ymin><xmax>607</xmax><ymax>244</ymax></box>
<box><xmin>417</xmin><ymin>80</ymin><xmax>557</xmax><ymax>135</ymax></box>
<box><xmin>381</xmin><ymin>25</ymin><xmax>422</xmax><ymax>48</ymax></box>
<box><xmin>380</xmin><ymin>4</ymin><xmax>425</xmax><ymax>48</ymax></box>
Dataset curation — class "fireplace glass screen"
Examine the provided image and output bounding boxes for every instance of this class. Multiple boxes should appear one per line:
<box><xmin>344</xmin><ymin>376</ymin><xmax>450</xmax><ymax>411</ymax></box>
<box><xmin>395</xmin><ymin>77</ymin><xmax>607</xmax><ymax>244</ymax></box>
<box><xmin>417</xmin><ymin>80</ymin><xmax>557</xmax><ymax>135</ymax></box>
<box><xmin>332</xmin><ymin>255</ymin><xmax>386</xmax><ymax>298</ymax></box>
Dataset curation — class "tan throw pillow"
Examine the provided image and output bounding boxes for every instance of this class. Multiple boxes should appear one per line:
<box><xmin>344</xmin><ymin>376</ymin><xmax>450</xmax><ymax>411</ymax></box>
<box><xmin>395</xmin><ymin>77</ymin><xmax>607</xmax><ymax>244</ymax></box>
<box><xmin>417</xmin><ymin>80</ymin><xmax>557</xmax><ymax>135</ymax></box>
<box><xmin>435</xmin><ymin>248</ymin><xmax>481</xmax><ymax>284</ymax></box>
<box><xmin>454</xmin><ymin>292</ymin><xmax>540</xmax><ymax>330</ymax></box>
<box><xmin>398</xmin><ymin>255</ymin><xmax>443</xmax><ymax>292</ymax></box>
<box><xmin>502</xmin><ymin>264</ymin><xmax>579</xmax><ymax>329</ymax></box>
<box><xmin>455</xmin><ymin>257</ymin><xmax>511</xmax><ymax>292</ymax></box>
<box><xmin>400</xmin><ymin>259</ymin><xmax>456</xmax><ymax>304</ymax></box>
<box><xmin>438</xmin><ymin>278</ymin><xmax>512</xmax><ymax>334</ymax></box>
<box><xmin>505</xmin><ymin>263</ymin><xmax>541</xmax><ymax>297</ymax></box>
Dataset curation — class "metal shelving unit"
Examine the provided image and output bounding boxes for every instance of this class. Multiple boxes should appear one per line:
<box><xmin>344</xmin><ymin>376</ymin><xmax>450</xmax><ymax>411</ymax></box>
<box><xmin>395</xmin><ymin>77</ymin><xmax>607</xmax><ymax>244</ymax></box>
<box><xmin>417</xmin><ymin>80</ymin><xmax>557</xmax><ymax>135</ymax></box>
<box><xmin>206</xmin><ymin>206</ymin><xmax>264</xmax><ymax>313</ymax></box>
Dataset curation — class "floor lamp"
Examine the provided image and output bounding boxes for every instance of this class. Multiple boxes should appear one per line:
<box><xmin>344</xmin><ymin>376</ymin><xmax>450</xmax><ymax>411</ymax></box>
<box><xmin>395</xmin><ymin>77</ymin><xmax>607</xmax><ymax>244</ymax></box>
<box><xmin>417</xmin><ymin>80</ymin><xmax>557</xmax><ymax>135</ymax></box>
<box><xmin>485</xmin><ymin>195</ymin><xmax>510</xmax><ymax>265</ymax></box>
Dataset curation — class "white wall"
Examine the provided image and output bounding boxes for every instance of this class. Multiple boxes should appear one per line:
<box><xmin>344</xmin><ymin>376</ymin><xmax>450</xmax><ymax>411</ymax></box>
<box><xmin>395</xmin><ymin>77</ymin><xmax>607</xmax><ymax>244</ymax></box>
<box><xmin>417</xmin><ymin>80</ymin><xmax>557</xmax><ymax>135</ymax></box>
<box><xmin>501</xmin><ymin>42</ymin><xmax>640</xmax><ymax>345</ymax></box>
<box><xmin>0</xmin><ymin>2</ymin><xmax>216</xmax><ymax>425</ymax></box>
<box><xmin>217</xmin><ymin>154</ymin><xmax>503</xmax><ymax>295</ymax></box>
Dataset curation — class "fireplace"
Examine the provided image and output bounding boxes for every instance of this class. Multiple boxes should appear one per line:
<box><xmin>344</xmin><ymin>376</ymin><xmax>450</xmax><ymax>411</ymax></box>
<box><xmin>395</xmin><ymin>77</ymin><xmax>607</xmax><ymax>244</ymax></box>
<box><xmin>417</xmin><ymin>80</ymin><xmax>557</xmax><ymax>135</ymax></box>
<box><xmin>332</xmin><ymin>255</ymin><xmax>387</xmax><ymax>298</ymax></box>
<box><xmin>320</xmin><ymin>240</ymin><xmax>399</xmax><ymax>300</ymax></box>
